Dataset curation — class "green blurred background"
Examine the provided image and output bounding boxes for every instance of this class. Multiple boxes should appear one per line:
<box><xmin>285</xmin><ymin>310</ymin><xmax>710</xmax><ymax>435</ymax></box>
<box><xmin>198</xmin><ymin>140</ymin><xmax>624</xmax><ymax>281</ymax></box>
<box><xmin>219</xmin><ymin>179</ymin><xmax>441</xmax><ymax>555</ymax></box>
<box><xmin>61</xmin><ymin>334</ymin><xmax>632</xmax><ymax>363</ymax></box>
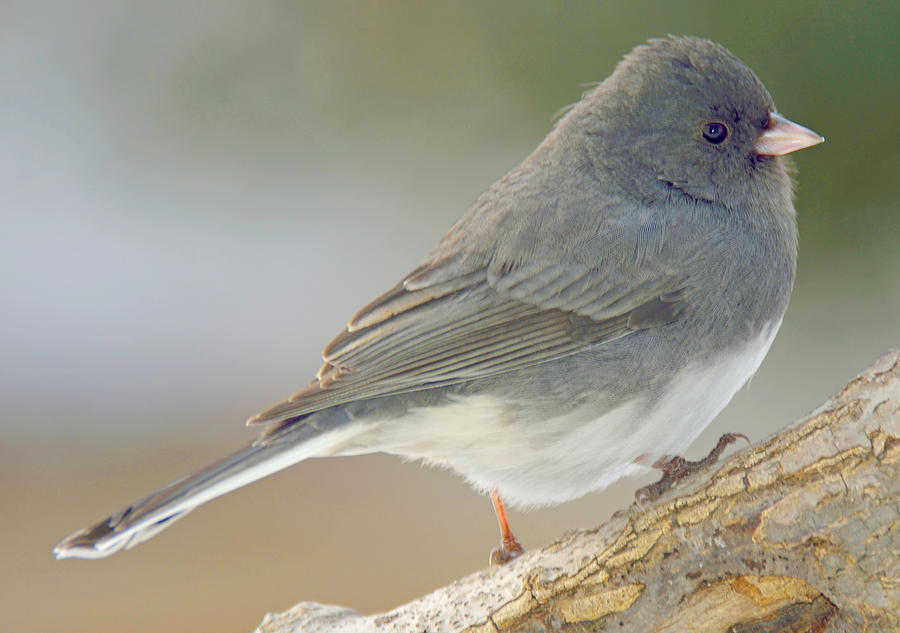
<box><xmin>2</xmin><ymin>1</ymin><xmax>897</xmax><ymax>632</ymax></box>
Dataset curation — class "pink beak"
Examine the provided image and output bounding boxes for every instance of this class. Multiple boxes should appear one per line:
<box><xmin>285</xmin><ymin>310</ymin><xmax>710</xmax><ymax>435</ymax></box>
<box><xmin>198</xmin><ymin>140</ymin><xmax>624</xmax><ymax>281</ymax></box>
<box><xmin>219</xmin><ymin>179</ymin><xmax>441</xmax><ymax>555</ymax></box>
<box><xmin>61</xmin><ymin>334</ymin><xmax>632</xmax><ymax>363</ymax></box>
<box><xmin>755</xmin><ymin>112</ymin><xmax>824</xmax><ymax>156</ymax></box>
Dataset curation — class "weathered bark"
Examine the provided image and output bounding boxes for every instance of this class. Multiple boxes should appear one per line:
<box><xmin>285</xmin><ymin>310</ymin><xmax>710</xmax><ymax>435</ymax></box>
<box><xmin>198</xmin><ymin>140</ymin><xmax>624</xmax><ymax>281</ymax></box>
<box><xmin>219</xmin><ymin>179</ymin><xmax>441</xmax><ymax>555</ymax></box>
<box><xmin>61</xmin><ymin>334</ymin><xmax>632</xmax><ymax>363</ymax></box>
<box><xmin>255</xmin><ymin>349</ymin><xmax>900</xmax><ymax>633</ymax></box>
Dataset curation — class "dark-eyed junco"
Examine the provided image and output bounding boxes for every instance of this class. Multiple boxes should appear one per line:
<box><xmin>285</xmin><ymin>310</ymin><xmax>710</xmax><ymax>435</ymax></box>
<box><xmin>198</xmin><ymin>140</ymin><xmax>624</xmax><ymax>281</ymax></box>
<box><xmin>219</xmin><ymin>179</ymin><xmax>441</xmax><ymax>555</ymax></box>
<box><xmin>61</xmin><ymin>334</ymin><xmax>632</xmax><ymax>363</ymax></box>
<box><xmin>54</xmin><ymin>36</ymin><xmax>823</xmax><ymax>565</ymax></box>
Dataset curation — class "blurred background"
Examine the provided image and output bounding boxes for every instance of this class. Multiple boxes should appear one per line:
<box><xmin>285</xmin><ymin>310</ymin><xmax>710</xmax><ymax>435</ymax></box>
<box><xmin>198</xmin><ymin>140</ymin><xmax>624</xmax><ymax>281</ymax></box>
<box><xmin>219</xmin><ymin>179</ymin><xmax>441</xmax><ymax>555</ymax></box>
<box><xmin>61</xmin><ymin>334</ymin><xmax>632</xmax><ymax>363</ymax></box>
<box><xmin>2</xmin><ymin>1</ymin><xmax>897</xmax><ymax>632</ymax></box>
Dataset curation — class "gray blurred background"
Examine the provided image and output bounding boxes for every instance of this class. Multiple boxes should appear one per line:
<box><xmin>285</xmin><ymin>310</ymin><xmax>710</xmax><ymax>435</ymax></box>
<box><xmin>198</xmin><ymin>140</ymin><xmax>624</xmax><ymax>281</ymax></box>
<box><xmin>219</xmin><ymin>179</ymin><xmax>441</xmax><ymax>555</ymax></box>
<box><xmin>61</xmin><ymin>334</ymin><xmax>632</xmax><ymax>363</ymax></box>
<box><xmin>2</xmin><ymin>1</ymin><xmax>898</xmax><ymax>632</ymax></box>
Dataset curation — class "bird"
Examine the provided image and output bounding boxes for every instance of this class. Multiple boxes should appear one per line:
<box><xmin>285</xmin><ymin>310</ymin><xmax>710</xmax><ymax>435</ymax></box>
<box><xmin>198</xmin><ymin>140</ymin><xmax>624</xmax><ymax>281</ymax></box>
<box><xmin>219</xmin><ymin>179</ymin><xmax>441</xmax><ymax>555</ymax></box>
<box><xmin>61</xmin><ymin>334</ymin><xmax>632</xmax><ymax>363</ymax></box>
<box><xmin>54</xmin><ymin>36</ymin><xmax>824</xmax><ymax>566</ymax></box>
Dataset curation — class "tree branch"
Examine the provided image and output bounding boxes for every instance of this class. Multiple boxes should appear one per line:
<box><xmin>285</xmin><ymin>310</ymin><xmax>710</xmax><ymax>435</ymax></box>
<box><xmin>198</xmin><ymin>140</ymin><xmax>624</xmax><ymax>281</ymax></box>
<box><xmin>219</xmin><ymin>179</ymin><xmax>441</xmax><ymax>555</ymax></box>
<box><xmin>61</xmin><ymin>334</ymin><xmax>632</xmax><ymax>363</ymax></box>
<box><xmin>255</xmin><ymin>348</ymin><xmax>900</xmax><ymax>633</ymax></box>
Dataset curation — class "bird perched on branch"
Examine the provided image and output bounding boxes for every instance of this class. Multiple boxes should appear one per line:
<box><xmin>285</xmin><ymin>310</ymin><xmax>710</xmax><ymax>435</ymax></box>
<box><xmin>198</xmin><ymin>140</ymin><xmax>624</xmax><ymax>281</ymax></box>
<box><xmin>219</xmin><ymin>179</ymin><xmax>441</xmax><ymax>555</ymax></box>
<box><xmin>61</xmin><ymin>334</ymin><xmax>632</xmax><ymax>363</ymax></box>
<box><xmin>55</xmin><ymin>36</ymin><xmax>823</xmax><ymax>566</ymax></box>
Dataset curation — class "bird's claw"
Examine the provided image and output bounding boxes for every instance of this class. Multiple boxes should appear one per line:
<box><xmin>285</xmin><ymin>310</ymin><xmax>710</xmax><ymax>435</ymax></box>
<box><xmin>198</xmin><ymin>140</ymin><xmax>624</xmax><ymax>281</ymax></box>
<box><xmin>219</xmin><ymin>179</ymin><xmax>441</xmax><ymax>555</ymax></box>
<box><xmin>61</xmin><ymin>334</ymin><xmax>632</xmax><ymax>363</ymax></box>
<box><xmin>635</xmin><ymin>432</ymin><xmax>749</xmax><ymax>502</ymax></box>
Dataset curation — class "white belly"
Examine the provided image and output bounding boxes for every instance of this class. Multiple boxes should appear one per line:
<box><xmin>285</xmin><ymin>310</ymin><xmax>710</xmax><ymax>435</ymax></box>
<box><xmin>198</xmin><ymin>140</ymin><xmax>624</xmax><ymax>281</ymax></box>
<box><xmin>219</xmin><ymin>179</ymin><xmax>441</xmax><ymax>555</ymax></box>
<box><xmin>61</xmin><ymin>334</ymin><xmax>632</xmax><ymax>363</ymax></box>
<box><xmin>346</xmin><ymin>319</ymin><xmax>782</xmax><ymax>509</ymax></box>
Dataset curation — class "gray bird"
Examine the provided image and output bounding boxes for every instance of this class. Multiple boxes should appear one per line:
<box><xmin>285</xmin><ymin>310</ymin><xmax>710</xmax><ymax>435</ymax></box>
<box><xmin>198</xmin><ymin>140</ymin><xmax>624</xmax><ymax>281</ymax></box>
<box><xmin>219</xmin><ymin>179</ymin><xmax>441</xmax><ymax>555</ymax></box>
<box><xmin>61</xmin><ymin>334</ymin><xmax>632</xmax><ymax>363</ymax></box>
<box><xmin>54</xmin><ymin>36</ymin><xmax>824</xmax><ymax>565</ymax></box>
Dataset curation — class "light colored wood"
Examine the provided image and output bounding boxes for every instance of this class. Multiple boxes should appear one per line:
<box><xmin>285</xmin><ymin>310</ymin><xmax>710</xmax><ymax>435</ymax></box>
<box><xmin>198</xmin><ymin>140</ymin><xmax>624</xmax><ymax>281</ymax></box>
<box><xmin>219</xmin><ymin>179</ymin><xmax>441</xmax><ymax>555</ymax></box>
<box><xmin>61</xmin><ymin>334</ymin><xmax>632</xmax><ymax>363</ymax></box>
<box><xmin>255</xmin><ymin>348</ymin><xmax>900</xmax><ymax>633</ymax></box>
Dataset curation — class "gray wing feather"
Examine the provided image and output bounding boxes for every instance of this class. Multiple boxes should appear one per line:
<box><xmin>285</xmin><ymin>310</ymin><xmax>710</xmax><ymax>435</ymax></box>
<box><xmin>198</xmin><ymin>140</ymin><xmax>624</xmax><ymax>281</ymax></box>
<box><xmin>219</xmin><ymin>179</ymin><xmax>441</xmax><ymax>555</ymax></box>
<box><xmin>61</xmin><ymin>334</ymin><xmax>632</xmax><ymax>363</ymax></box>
<box><xmin>249</xmin><ymin>196</ymin><xmax>689</xmax><ymax>427</ymax></box>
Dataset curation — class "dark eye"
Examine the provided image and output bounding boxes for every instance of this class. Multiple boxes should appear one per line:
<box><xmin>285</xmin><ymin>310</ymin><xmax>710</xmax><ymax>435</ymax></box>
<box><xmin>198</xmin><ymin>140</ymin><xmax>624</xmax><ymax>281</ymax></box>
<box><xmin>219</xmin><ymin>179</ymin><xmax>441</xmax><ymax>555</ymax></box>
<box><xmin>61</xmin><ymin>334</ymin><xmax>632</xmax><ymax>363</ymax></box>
<box><xmin>702</xmin><ymin>122</ymin><xmax>728</xmax><ymax>144</ymax></box>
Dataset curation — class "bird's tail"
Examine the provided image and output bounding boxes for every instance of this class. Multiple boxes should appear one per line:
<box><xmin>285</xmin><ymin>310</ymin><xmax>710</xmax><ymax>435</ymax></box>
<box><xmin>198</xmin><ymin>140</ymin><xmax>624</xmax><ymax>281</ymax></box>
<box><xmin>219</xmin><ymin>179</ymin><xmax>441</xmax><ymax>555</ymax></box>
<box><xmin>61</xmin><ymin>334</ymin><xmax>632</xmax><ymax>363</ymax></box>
<box><xmin>54</xmin><ymin>418</ymin><xmax>360</xmax><ymax>560</ymax></box>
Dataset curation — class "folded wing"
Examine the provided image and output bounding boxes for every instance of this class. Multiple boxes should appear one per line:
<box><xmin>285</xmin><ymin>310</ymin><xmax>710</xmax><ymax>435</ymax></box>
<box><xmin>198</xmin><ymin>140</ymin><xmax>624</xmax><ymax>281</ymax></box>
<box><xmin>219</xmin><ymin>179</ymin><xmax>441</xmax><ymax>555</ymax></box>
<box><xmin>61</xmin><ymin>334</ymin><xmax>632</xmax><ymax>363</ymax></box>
<box><xmin>249</xmin><ymin>221</ymin><xmax>688</xmax><ymax>431</ymax></box>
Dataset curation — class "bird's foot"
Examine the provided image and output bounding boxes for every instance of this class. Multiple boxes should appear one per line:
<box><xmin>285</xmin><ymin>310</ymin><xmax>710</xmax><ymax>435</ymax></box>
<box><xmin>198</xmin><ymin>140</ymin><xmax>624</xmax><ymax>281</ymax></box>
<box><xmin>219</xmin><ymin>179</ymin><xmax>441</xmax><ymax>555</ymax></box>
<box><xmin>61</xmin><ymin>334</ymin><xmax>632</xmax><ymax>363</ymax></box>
<box><xmin>635</xmin><ymin>432</ymin><xmax>749</xmax><ymax>503</ymax></box>
<box><xmin>489</xmin><ymin>489</ymin><xmax>524</xmax><ymax>571</ymax></box>
<box><xmin>489</xmin><ymin>535</ymin><xmax>524</xmax><ymax>571</ymax></box>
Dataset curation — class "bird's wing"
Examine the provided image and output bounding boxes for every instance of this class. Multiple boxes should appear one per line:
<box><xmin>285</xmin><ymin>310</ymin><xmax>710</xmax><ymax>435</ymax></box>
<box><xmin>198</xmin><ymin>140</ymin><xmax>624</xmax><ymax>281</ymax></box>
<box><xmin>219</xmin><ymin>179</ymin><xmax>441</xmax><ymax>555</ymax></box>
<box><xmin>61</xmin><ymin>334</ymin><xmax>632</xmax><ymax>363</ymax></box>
<box><xmin>249</xmin><ymin>201</ymin><xmax>690</xmax><ymax>428</ymax></box>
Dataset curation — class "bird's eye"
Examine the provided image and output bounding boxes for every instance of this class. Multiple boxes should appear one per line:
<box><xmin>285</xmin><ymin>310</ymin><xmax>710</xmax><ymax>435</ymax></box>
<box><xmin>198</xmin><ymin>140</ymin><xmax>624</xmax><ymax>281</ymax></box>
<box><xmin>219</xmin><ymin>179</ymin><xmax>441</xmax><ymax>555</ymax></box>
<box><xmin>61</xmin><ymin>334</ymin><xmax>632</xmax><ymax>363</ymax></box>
<box><xmin>702</xmin><ymin>122</ymin><xmax>728</xmax><ymax>144</ymax></box>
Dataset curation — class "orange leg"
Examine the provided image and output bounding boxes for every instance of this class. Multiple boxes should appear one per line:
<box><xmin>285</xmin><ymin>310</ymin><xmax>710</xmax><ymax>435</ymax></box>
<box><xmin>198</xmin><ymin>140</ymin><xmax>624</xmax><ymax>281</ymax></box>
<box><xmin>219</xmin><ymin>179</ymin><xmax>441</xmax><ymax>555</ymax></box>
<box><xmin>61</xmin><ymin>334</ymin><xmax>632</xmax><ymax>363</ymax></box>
<box><xmin>489</xmin><ymin>489</ymin><xmax>524</xmax><ymax>568</ymax></box>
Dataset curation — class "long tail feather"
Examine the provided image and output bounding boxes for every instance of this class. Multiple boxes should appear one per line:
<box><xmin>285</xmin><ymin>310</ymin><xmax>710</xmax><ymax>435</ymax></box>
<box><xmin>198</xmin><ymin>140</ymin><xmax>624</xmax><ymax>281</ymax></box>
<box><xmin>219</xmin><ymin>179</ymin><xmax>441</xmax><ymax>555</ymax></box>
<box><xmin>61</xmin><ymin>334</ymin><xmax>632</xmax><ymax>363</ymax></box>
<box><xmin>54</xmin><ymin>421</ymin><xmax>358</xmax><ymax>560</ymax></box>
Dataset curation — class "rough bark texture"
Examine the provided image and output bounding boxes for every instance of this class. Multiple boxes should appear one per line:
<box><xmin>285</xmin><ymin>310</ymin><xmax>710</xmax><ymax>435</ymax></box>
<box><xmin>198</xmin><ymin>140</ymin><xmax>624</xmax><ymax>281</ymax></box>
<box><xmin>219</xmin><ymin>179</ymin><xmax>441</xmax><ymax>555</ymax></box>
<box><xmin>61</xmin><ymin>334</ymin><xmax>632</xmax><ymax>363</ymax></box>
<box><xmin>255</xmin><ymin>349</ymin><xmax>900</xmax><ymax>633</ymax></box>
